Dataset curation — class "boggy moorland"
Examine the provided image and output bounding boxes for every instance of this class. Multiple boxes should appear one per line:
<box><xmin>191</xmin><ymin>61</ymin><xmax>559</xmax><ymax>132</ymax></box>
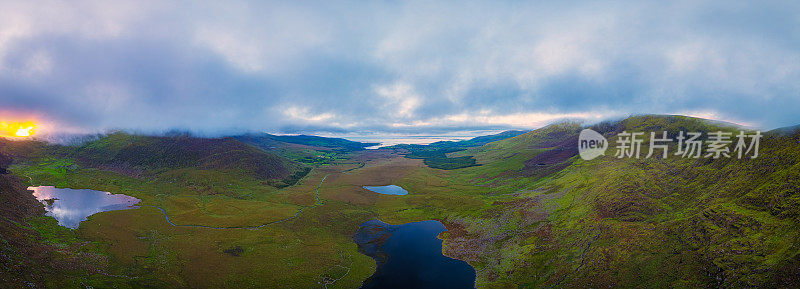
<box><xmin>1</xmin><ymin>115</ymin><xmax>800</xmax><ymax>288</ymax></box>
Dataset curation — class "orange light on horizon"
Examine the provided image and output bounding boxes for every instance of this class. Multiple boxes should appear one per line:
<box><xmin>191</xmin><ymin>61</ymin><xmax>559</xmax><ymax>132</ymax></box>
<box><xmin>0</xmin><ymin>121</ymin><xmax>36</xmax><ymax>138</ymax></box>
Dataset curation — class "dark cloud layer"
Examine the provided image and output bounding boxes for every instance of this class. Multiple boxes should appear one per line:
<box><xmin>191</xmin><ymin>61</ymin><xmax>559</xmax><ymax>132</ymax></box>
<box><xmin>1</xmin><ymin>0</ymin><xmax>799</xmax><ymax>136</ymax></box>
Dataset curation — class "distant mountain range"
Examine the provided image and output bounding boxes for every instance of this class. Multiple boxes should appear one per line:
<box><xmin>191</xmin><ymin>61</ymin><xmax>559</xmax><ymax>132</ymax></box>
<box><xmin>235</xmin><ymin>133</ymin><xmax>379</xmax><ymax>151</ymax></box>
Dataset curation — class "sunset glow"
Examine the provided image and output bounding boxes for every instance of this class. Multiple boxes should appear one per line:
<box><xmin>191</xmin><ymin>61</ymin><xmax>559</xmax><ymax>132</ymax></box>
<box><xmin>0</xmin><ymin>121</ymin><xmax>36</xmax><ymax>138</ymax></box>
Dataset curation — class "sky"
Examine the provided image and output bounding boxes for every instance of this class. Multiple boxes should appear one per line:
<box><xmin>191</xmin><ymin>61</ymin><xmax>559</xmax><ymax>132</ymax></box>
<box><xmin>1</xmin><ymin>0</ymin><xmax>799</xmax><ymax>137</ymax></box>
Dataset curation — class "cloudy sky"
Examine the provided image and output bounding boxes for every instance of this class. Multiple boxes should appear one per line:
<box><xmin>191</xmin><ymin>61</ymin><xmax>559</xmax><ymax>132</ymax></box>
<box><xmin>1</xmin><ymin>0</ymin><xmax>799</xmax><ymax>136</ymax></box>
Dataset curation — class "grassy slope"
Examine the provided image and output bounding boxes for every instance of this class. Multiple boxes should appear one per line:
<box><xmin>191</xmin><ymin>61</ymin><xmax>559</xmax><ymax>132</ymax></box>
<box><xmin>441</xmin><ymin>115</ymin><xmax>800</xmax><ymax>288</ymax></box>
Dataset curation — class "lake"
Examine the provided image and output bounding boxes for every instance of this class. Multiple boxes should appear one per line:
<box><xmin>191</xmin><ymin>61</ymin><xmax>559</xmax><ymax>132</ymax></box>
<box><xmin>354</xmin><ymin>219</ymin><xmax>476</xmax><ymax>289</ymax></box>
<box><xmin>28</xmin><ymin>186</ymin><xmax>141</xmax><ymax>229</ymax></box>
<box><xmin>363</xmin><ymin>185</ymin><xmax>409</xmax><ymax>195</ymax></box>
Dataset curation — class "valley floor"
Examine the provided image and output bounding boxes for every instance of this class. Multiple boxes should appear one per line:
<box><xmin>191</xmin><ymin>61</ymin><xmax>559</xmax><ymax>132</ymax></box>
<box><xmin>9</xmin><ymin>150</ymin><xmax>508</xmax><ymax>288</ymax></box>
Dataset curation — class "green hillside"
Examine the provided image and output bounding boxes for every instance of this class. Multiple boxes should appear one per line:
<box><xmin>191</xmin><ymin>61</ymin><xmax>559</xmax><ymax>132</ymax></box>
<box><xmin>234</xmin><ymin>133</ymin><xmax>364</xmax><ymax>166</ymax></box>
<box><xmin>441</xmin><ymin>115</ymin><xmax>800</xmax><ymax>288</ymax></box>
<box><xmin>68</xmin><ymin>132</ymin><xmax>311</xmax><ymax>189</ymax></box>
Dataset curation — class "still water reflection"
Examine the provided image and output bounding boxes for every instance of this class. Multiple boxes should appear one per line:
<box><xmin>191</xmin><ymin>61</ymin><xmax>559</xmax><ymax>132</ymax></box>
<box><xmin>354</xmin><ymin>220</ymin><xmax>476</xmax><ymax>289</ymax></box>
<box><xmin>28</xmin><ymin>186</ymin><xmax>141</xmax><ymax>229</ymax></box>
<box><xmin>363</xmin><ymin>185</ymin><xmax>409</xmax><ymax>195</ymax></box>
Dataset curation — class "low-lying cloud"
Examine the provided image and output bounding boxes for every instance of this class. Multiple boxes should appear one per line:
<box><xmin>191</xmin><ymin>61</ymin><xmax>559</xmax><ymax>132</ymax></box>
<box><xmin>1</xmin><ymin>0</ymin><xmax>798</xmax><ymax>136</ymax></box>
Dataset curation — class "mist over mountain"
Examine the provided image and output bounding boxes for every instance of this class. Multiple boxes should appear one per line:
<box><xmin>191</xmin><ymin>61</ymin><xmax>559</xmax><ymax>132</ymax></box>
<box><xmin>2</xmin><ymin>0</ymin><xmax>799</xmax><ymax>136</ymax></box>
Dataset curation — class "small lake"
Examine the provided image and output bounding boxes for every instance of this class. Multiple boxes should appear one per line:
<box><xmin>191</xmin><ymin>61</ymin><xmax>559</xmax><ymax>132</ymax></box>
<box><xmin>28</xmin><ymin>186</ymin><xmax>141</xmax><ymax>229</ymax></box>
<box><xmin>363</xmin><ymin>185</ymin><xmax>409</xmax><ymax>195</ymax></box>
<box><xmin>354</xmin><ymin>220</ymin><xmax>476</xmax><ymax>289</ymax></box>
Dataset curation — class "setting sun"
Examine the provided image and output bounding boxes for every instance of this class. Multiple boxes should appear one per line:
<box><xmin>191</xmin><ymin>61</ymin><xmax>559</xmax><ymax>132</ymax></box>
<box><xmin>0</xmin><ymin>121</ymin><xmax>36</xmax><ymax>138</ymax></box>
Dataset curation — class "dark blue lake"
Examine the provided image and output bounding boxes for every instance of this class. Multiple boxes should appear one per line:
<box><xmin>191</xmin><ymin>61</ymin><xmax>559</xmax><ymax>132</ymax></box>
<box><xmin>354</xmin><ymin>219</ymin><xmax>476</xmax><ymax>289</ymax></box>
<box><xmin>29</xmin><ymin>186</ymin><xmax>141</xmax><ymax>229</ymax></box>
<box><xmin>363</xmin><ymin>185</ymin><xmax>409</xmax><ymax>195</ymax></box>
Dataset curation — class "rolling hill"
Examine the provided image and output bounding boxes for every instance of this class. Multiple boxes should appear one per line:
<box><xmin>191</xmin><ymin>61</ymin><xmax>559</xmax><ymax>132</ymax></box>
<box><xmin>441</xmin><ymin>115</ymin><xmax>800</xmax><ymax>288</ymax></box>
<box><xmin>74</xmin><ymin>132</ymin><xmax>305</xmax><ymax>182</ymax></box>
